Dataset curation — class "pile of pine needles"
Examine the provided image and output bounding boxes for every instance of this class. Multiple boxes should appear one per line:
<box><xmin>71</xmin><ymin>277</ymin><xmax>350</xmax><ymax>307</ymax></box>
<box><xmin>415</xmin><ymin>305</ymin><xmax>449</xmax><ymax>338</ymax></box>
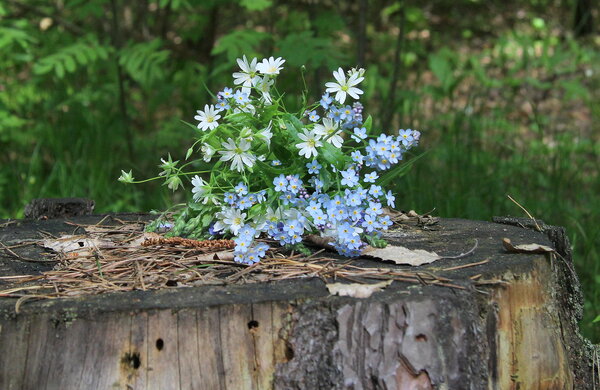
<box><xmin>0</xmin><ymin>218</ymin><xmax>487</xmax><ymax>309</ymax></box>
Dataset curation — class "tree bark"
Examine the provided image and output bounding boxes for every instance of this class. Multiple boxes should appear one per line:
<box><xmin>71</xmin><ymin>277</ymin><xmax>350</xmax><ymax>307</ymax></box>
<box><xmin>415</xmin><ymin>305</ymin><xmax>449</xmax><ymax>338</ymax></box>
<box><xmin>0</xmin><ymin>215</ymin><xmax>596</xmax><ymax>389</ymax></box>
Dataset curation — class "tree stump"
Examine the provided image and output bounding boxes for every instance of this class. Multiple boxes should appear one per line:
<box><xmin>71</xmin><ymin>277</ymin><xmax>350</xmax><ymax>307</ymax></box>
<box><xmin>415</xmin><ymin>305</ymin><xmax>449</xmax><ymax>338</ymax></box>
<box><xmin>0</xmin><ymin>214</ymin><xmax>595</xmax><ymax>389</ymax></box>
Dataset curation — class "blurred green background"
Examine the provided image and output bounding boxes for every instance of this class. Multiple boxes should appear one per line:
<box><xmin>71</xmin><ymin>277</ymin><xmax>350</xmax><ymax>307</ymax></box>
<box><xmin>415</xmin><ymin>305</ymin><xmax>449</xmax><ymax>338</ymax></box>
<box><xmin>1</xmin><ymin>0</ymin><xmax>599</xmax><ymax>339</ymax></box>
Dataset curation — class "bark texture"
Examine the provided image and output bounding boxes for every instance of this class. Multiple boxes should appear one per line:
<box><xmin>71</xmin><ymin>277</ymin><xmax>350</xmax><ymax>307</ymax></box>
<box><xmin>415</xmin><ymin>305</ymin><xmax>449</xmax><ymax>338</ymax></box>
<box><xmin>0</xmin><ymin>214</ymin><xmax>596</xmax><ymax>389</ymax></box>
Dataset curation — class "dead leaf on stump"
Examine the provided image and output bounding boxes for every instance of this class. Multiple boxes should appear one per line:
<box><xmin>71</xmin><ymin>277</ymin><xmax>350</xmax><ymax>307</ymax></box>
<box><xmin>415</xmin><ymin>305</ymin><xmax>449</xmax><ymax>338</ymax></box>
<box><xmin>362</xmin><ymin>245</ymin><xmax>440</xmax><ymax>266</ymax></box>
<box><xmin>326</xmin><ymin>280</ymin><xmax>393</xmax><ymax>298</ymax></box>
<box><xmin>502</xmin><ymin>238</ymin><xmax>554</xmax><ymax>254</ymax></box>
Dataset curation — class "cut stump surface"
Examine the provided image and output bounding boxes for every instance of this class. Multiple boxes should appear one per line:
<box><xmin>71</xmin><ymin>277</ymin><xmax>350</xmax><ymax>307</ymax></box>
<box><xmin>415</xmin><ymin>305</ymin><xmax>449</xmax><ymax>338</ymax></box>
<box><xmin>0</xmin><ymin>214</ymin><xmax>595</xmax><ymax>389</ymax></box>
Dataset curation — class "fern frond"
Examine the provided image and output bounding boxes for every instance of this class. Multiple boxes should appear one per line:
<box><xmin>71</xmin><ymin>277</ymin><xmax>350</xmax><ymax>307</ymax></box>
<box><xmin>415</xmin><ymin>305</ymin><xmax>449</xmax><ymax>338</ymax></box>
<box><xmin>33</xmin><ymin>41</ymin><xmax>110</xmax><ymax>78</ymax></box>
<box><xmin>118</xmin><ymin>39</ymin><xmax>170</xmax><ymax>88</ymax></box>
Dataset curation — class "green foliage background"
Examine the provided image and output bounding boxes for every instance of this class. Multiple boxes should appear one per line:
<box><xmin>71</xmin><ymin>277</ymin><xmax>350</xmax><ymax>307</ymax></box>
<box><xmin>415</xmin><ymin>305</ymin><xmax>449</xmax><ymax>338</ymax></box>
<box><xmin>1</xmin><ymin>0</ymin><xmax>599</xmax><ymax>339</ymax></box>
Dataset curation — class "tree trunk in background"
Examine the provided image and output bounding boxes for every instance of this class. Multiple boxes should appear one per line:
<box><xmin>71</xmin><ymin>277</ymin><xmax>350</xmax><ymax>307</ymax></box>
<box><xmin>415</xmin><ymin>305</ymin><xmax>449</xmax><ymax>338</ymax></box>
<box><xmin>574</xmin><ymin>0</ymin><xmax>594</xmax><ymax>37</ymax></box>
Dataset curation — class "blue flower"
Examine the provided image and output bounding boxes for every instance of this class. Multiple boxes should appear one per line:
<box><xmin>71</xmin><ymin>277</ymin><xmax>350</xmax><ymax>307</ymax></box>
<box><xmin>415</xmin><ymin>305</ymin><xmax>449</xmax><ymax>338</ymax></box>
<box><xmin>287</xmin><ymin>175</ymin><xmax>303</xmax><ymax>194</ymax></box>
<box><xmin>398</xmin><ymin>129</ymin><xmax>414</xmax><ymax>146</ymax></box>
<box><xmin>309</xmin><ymin>176</ymin><xmax>324</xmax><ymax>191</ymax></box>
<box><xmin>234</xmin><ymin>182</ymin><xmax>248</xmax><ymax>196</ymax></box>
<box><xmin>235</xmin><ymin>246</ymin><xmax>262</xmax><ymax>265</ymax></box>
<box><xmin>219</xmin><ymin>87</ymin><xmax>234</xmax><ymax>99</ymax></box>
<box><xmin>337</xmin><ymin>222</ymin><xmax>355</xmax><ymax>240</ymax></box>
<box><xmin>361</xmin><ymin>214</ymin><xmax>381</xmax><ymax>232</ymax></box>
<box><xmin>237</xmin><ymin>196</ymin><xmax>253</xmax><ymax>210</ymax></box>
<box><xmin>385</xmin><ymin>190</ymin><xmax>396</xmax><ymax>208</ymax></box>
<box><xmin>341</xmin><ymin>168</ymin><xmax>359</xmax><ymax>187</ymax></box>
<box><xmin>253</xmin><ymin>242</ymin><xmax>270</xmax><ymax>257</ymax></box>
<box><xmin>234</xmin><ymin>235</ymin><xmax>252</xmax><ymax>254</ymax></box>
<box><xmin>327</xmin><ymin>106</ymin><xmax>342</xmax><ymax>122</ymax></box>
<box><xmin>238</xmin><ymin>224</ymin><xmax>256</xmax><ymax>240</ymax></box>
<box><xmin>339</xmin><ymin>106</ymin><xmax>353</xmax><ymax>121</ymax></box>
<box><xmin>333</xmin><ymin>207</ymin><xmax>349</xmax><ymax>221</ymax></box>
<box><xmin>273</xmin><ymin>175</ymin><xmax>288</xmax><ymax>192</ymax></box>
<box><xmin>271</xmin><ymin>160</ymin><xmax>282</xmax><ymax>166</ymax></box>
<box><xmin>283</xmin><ymin>219</ymin><xmax>304</xmax><ymax>235</ymax></box>
<box><xmin>306</xmin><ymin>159</ymin><xmax>322</xmax><ymax>175</ymax></box>
<box><xmin>352</xmin><ymin>127</ymin><xmax>367</xmax><ymax>142</ymax></box>
<box><xmin>351</xmin><ymin>150</ymin><xmax>364</xmax><ymax>164</ymax></box>
<box><xmin>348</xmin><ymin>206</ymin><xmax>363</xmax><ymax>221</ymax></box>
<box><xmin>380</xmin><ymin>215</ymin><xmax>393</xmax><ymax>229</ymax></box>
<box><xmin>233</xmin><ymin>90</ymin><xmax>249</xmax><ymax>104</ymax></box>
<box><xmin>355</xmin><ymin>187</ymin><xmax>368</xmax><ymax>200</ymax></box>
<box><xmin>320</xmin><ymin>93</ymin><xmax>333</xmax><ymax>109</ymax></box>
<box><xmin>328</xmin><ymin>195</ymin><xmax>344</xmax><ymax>209</ymax></box>
<box><xmin>366</xmin><ymin>200</ymin><xmax>383</xmax><ymax>216</ymax></box>
<box><xmin>223</xmin><ymin>192</ymin><xmax>236</xmax><ymax>205</ymax></box>
<box><xmin>215</xmin><ymin>100</ymin><xmax>230</xmax><ymax>111</ymax></box>
<box><xmin>280</xmin><ymin>192</ymin><xmax>297</xmax><ymax>205</ymax></box>
<box><xmin>369</xmin><ymin>185</ymin><xmax>383</xmax><ymax>197</ymax></box>
<box><xmin>307</xmin><ymin>200</ymin><xmax>323</xmax><ymax>215</ymax></box>
<box><xmin>363</xmin><ymin>172</ymin><xmax>378</xmax><ymax>183</ymax></box>
<box><xmin>312</xmin><ymin>211</ymin><xmax>327</xmax><ymax>226</ymax></box>
<box><xmin>307</xmin><ymin>110</ymin><xmax>320</xmax><ymax>122</ymax></box>
<box><xmin>346</xmin><ymin>191</ymin><xmax>362</xmax><ymax>207</ymax></box>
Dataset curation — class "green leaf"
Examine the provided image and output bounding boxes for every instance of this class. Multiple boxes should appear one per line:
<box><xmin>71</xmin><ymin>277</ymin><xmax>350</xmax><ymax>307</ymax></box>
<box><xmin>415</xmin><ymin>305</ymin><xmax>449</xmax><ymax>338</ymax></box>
<box><xmin>64</xmin><ymin>55</ymin><xmax>76</xmax><ymax>73</ymax></box>
<box><xmin>363</xmin><ymin>115</ymin><xmax>373</xmax><ymax>134</ymax></box>
<box><xmin>55</xmin><ymin>62</ymin><xmax>65</xmax><ymax>78</ymax></box>
<box><xmin>201</xmin><ymin>213</ymin><xmax>213</xmax><ymax>229</ymax></box>
<box><xmin>239</xmin><ymin>0</ymin><xmax>272</xmax><ymax>11</ymax></box>
<box><xmin>320</xmin><ymin>141</ymin><xmax>349</xmax><ymax>170</ymax></box>
<box><xmin>364</xmin><ymin>234</ymin><xmax>388</xmax><ymax>248</ymax></box>
<box><xmin>593</xmin><ymin>315</ymin><xmax>600</xmax><ymax>323</ymax></box>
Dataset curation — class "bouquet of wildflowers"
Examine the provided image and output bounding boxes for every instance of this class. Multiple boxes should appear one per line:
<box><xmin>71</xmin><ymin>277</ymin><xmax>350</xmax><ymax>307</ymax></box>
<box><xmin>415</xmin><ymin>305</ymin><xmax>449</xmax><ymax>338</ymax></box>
<box><xmin>119</xmin><ymin>56</ymin><xmax>420</xmax><ymax>264</ymax></box>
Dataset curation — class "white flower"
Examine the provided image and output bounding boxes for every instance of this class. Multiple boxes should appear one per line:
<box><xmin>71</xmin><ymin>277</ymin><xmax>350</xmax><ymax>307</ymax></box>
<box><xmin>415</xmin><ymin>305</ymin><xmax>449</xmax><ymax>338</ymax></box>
<box><xmin>218</xmin><ymin>138</ymin><xmax>256</xmax><ymax>172</ymax></box>
<box><xmin>255</xmin><ymin>76</ymin><xmax>274</xmax><ymax>104</ymax></box>
<box><xmin>257</xmin><ymin>121</ymin><xmax>273</xmax><ymax>147</ymax></box>
<box><xmin>201</xmin><ymin>143</ymin><xmax>215</xmax><ymax>162</ymax></box>
<box><xmin>213</xmin><ymin>207</ymin><xmax>246</xmax><ymax>235</ymax></box>
<box><xmin>295</xmin><ymin>129</ymin><xmax>323</xmax><ymax>159</ymax></box>
<box><xmin>256</xmin><ymin>56</ymin><xmax>285</xmax><ymax>75</ymax></box>
<box><xmin>194</xmin><ymin>104</ymin><xmax>221</xmax><ymax>131</ymax></box>
<box><xmin>325</xmin><ymin>67</ymin><xmax>364</xmax><ymax>104</ymax></box>
<box><xmin>313</xmin><ymin>117</ymin><xmax>343</xmax><ymax>148</ymax></box>
<box><xmin>191</xmin><ymin>175</ymin><xmax>208</xmax><ymax>202</ymax></box>
<box><xmin>233</xmin><ymin>55</ymin><xmax>259</xmax><ymax>95</ymax></box>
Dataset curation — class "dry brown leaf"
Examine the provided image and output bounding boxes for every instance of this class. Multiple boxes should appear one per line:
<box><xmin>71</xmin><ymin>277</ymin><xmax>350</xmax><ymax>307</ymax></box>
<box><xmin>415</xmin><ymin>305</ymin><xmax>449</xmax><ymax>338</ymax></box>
<box><xmin>193</xmin><ymin>250</ymin><xmax>234</xmax><ymax>262</ymax></box>
<box><xmin>362</xmin><ymin>245</ymin><xmax>440</xmax><ymax>266</ymax></box>
<box><xmin>502</xmin><ymin>238</ymin><xmax>554</xmax><ymax>254</ymax></box>
<box><xmin>326</xmin><ymin>280</ymin><xmax>393</xmax><ymax>298</ymax></box>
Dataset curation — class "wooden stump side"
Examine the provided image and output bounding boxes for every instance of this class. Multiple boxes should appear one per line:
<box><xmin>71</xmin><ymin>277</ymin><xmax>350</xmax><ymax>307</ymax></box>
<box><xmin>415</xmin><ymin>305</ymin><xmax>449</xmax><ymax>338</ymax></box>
<box><xmin>0</xmin><ymin>302</ymin><xmax>292</xmax><ymax>389</ymax></box>
<box><xmin>0</xmin><ymin>216</ymin><xmax>596</xmax><ymax>389</ymax></box>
